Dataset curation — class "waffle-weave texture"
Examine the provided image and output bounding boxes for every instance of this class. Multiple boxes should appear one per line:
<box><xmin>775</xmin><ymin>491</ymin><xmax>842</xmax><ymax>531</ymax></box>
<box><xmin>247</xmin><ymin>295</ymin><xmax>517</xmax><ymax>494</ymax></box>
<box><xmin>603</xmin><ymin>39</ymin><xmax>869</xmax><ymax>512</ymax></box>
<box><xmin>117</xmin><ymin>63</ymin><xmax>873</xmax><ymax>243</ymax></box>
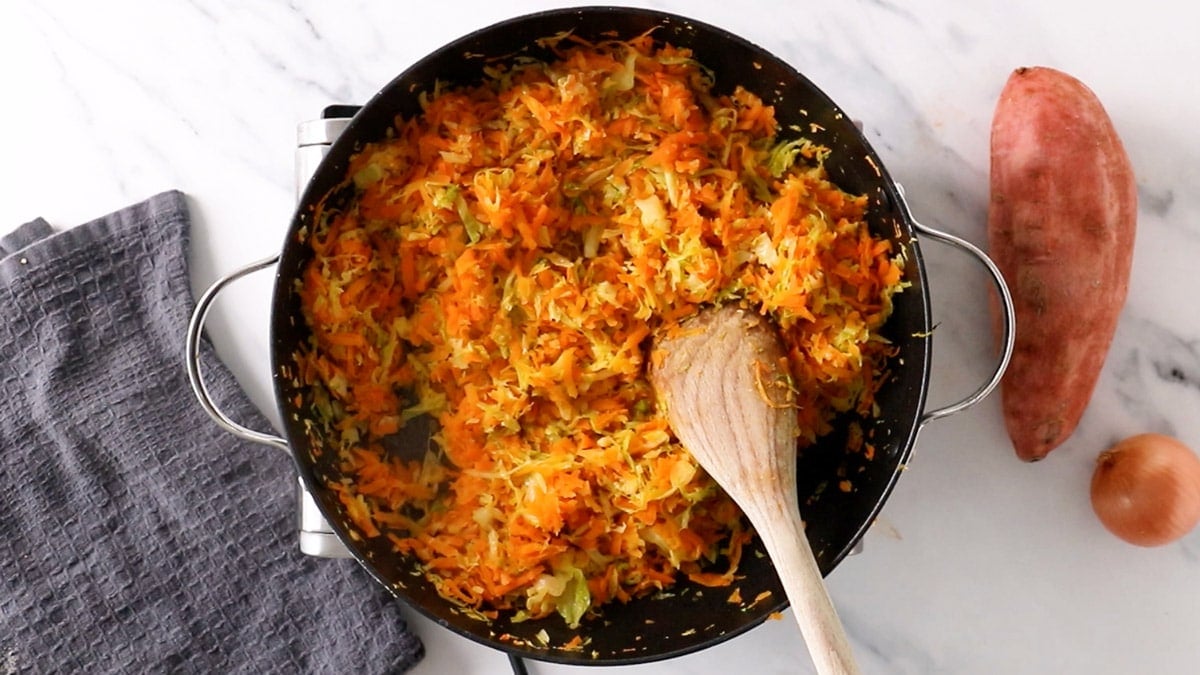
<box><xmin>0</xmin><ymin>191</ymin><xmax>423</xmax><ymax>674</ymax></box>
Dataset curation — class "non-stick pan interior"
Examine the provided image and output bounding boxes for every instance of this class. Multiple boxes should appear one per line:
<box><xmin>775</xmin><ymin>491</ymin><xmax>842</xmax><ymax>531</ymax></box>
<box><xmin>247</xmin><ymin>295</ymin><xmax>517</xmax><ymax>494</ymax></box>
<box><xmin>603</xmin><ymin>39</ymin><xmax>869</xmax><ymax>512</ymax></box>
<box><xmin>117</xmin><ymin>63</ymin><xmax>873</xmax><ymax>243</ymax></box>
<box><xmin>273</xmin><ymin>6</ymin><xmax>931</xmax><ymax>665</ymax></box>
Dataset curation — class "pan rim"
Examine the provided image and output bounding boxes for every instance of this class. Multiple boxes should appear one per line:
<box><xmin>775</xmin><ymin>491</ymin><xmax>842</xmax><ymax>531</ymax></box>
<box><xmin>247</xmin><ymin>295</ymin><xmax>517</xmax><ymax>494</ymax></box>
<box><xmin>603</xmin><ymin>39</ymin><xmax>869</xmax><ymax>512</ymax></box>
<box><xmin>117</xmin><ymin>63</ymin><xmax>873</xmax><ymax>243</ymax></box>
<box><xmin>271</xmin><ymin>5</ymin><xmax>932</xmax><ymax>665</ymax></box>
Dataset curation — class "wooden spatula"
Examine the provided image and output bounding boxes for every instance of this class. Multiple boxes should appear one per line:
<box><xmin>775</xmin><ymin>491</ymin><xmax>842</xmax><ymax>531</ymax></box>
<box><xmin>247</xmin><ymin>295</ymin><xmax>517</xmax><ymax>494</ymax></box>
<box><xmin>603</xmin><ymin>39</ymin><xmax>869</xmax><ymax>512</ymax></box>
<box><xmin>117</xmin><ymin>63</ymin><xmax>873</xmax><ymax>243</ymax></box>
<box><xmin>650</xmin><ymin>304</ymin><xmax>860</xmax><ymax>675</ymax></box>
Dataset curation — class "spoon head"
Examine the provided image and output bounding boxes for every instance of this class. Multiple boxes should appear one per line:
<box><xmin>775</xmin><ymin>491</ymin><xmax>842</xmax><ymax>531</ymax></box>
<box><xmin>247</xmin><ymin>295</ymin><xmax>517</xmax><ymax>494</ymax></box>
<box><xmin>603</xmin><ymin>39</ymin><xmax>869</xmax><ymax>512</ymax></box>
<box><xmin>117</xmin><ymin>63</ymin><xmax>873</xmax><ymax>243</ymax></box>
<box><xmin>650</xmin><ymin>304</ymin><xmax>800</xmax><ymax>502</ymax></box>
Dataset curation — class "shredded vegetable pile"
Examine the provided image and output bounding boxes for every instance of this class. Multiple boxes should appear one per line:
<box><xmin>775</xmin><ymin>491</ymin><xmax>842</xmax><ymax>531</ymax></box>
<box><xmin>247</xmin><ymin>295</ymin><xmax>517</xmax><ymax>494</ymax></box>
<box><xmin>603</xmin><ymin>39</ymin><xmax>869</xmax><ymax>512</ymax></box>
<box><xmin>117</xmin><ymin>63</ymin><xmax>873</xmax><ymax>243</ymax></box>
<box><xmin>296</xmin><ymin>34</ymin><xmax>905</xmax><ymax>629</ymax></box>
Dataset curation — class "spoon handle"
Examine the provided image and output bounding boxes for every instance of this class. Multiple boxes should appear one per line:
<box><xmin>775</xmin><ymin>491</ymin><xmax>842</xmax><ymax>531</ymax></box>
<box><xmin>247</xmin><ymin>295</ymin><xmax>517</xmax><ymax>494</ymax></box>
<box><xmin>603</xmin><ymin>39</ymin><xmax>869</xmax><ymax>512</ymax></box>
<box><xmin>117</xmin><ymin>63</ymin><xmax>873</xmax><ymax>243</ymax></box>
<box><xmin>746</xmin><ymin>501</ymin><xmax>861</xmax><ymax>675</ymax></box>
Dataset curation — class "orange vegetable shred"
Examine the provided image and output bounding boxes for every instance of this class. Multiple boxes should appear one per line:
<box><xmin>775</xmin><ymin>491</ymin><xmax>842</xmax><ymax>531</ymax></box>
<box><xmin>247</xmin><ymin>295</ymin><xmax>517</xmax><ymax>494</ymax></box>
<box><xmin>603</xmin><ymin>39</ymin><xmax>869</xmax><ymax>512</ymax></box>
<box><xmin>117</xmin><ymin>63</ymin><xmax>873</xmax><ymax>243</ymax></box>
<box><xmin>294</xmin><ymin>34</ymin><xmax>905</xmax><ymax>628</ymax></box>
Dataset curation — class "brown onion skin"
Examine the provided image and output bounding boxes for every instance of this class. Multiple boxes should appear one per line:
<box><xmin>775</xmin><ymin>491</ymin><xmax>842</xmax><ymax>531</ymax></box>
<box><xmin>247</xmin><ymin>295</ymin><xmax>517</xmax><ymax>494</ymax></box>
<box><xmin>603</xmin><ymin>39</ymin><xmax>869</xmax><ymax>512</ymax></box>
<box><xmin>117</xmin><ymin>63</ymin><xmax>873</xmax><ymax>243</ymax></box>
<box><xmin>1090</xmin><ymin>434</ymin><xmax>1200</xmax><ymax>547</ymax></box>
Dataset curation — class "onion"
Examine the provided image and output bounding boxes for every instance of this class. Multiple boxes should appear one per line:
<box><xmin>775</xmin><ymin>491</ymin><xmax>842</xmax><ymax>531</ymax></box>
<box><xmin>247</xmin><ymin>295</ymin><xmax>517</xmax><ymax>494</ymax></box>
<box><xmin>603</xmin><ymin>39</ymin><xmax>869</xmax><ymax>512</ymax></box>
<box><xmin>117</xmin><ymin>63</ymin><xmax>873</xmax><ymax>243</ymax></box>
<box><xmin>1090</xmin><ymin>433</ymin><xmax>1200</xmax><ymax>547</ymax></box>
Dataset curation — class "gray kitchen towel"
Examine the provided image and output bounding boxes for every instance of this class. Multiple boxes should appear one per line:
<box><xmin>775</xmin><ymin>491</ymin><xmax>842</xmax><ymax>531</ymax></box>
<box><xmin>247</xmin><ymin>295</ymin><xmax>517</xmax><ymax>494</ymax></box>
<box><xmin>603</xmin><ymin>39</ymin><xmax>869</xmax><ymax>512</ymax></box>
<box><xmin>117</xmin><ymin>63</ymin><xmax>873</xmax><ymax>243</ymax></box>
<box><xmin>0</xmin><ymin>191</ymin><xmax>424</xmax><ymax>674</ymax></box>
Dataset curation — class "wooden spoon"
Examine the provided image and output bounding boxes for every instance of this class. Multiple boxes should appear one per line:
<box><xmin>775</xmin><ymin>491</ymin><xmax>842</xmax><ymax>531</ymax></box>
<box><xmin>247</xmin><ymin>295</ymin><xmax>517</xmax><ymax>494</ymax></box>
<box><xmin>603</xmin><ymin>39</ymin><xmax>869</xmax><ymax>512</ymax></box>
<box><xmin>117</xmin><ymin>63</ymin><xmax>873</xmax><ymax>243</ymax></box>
<box><xmin>650</xmin><ymin>304</ymin><xmax>860</xmax><ymax>675</ymax></box>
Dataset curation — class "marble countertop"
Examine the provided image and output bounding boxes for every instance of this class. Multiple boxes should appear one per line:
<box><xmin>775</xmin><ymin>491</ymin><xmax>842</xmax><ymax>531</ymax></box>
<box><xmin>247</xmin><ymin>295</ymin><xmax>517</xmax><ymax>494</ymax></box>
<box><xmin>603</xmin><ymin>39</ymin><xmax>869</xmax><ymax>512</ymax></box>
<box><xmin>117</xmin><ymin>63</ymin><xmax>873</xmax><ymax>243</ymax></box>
<box><xmin>4</xmin><ymin>1</ymin><xmax>1198</xmax><ymax>673</ymax></box>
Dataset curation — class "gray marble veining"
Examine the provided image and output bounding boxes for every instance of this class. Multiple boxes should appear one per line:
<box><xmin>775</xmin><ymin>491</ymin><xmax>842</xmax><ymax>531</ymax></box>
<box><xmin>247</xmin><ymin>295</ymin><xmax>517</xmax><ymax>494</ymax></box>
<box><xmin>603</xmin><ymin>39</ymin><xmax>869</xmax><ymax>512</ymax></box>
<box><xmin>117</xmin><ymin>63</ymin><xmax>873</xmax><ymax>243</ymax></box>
<box><xmin>3</xmin><ymin>1</ymin><xmax>1198</xmax><ymax>673</ymax></box>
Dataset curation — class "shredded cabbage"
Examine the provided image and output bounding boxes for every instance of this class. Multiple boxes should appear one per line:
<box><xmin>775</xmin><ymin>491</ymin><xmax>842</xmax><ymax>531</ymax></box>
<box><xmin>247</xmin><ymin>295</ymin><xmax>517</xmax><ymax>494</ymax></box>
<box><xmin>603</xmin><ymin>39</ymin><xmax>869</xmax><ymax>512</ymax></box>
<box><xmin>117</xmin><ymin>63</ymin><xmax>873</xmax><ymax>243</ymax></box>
<box><xmin>295</xmin><ymin>34</ymin><xmax>905</xmax><ymax>628</ymax></box>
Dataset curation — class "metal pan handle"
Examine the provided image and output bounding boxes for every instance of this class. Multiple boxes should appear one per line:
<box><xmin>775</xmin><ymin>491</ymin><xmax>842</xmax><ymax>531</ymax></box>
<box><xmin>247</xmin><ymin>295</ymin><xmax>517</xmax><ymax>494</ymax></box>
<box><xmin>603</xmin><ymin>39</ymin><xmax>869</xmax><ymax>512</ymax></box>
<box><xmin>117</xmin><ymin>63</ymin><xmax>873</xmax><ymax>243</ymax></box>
<box><xmin>895</xmin><ymin>191</ymin><xmax>1015</xmax><ymax>430</ymax></box>
<box><xmin>185</xmin><ymin>254</ymin><xmax>290</xmax><ymax>452</ymax></box>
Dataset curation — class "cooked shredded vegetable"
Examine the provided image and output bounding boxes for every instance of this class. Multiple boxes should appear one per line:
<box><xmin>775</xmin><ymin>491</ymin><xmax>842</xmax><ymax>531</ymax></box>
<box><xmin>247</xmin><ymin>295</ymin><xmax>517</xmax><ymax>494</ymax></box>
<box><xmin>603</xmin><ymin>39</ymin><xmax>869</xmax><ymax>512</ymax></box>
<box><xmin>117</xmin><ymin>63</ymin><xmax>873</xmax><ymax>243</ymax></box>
<box><xmin>295</xmin><ymin>34</ymin><xmax>905</xmax><ymax>628</ymax></box>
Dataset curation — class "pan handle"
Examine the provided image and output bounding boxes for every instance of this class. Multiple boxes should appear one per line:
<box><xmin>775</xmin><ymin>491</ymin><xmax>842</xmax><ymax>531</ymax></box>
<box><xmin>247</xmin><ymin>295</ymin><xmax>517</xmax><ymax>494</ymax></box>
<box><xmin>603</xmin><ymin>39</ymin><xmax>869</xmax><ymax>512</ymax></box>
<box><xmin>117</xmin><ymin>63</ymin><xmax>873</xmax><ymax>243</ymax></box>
<box><xmin>900</xmin><ymin>196</ymin><xmax>1016</xmax><ymax>430</ymax></box>
<box><xmin>185</xmin><ymin>254</ymin><xmax>290</xmax><ymax>452</ymax></box>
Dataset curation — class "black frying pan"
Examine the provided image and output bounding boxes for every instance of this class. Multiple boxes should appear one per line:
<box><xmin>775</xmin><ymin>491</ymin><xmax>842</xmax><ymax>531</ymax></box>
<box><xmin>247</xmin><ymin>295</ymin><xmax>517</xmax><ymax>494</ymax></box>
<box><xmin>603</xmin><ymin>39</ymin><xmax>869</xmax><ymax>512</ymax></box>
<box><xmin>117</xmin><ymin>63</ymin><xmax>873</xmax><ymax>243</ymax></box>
<box><xmin>190</xmin><ymin>5</ymin><xmax>1013</xmax><ymax>667</ymax></box>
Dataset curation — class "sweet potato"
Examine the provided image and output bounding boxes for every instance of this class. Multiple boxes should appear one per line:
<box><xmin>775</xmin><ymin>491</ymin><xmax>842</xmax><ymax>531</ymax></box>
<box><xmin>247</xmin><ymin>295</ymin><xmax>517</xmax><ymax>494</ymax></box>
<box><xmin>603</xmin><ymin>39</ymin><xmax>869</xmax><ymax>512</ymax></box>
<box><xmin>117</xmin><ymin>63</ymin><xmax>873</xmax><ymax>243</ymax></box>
<box><xmin>988</xmin><ymin>66</ymin><xmax>1137</xmax><ymax>461</ymax></box>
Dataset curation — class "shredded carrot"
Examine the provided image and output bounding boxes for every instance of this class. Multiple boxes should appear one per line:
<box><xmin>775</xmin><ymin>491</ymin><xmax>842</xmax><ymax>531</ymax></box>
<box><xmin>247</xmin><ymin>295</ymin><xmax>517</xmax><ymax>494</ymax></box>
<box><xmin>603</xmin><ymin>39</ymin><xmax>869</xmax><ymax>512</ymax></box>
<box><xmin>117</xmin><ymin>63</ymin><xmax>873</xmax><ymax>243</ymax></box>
<box><xmin>295</xmin><ymin>34</ymin><xmax>905</xmax><ymax>629</ymax></box>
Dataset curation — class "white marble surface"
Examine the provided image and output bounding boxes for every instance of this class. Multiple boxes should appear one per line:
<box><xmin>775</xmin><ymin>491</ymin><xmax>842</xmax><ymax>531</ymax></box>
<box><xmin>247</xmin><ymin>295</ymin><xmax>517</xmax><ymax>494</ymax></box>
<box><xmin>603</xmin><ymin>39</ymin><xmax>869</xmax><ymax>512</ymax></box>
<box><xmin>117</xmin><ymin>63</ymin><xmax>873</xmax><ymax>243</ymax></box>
<box><xmin>4</xmin><ymin>1</ymin><xmax>1199</xmax><ymax>673</ymax></box>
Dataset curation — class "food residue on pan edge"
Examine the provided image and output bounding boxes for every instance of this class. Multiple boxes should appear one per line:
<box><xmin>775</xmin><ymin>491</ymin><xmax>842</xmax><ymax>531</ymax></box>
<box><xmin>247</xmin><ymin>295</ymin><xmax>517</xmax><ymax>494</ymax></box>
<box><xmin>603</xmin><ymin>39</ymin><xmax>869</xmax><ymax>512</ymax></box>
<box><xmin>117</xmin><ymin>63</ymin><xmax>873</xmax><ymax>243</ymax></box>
<box><xmin>294</xmin><ymin>32</ymin><xmax>906</xmax><ymax>634</ymax></box>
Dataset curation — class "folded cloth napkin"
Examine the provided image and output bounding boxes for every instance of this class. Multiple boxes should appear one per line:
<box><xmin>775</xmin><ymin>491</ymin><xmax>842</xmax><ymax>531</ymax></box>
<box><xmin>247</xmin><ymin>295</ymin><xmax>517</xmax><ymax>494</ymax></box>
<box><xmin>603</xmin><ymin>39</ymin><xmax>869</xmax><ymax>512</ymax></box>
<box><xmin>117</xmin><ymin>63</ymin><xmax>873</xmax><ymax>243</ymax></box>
<box><xmin>0</xmin><ymin>191</ymin><xmax>424</xmax><ymax>674</ymax></box>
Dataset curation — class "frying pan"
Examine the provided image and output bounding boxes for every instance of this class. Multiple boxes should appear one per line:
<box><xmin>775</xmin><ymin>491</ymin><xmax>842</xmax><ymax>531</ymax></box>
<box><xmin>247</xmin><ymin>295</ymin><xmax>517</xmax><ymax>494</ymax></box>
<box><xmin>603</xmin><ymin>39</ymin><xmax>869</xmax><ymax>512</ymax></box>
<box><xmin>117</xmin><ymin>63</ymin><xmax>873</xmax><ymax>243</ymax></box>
<box><xmin>187</xmin><ymin>6</ymin><xmax>1015</xmax><ymax>667</ymax></box>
